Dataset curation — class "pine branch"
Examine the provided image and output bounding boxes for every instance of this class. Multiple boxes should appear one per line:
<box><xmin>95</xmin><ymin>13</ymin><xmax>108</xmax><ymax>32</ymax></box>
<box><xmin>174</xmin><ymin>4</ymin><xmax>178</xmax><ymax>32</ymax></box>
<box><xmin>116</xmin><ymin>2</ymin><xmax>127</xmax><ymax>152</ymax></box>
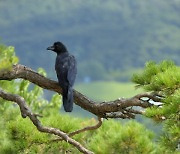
<box><xmin>52</xmin><ymin>117</ymin><xmax>103</xmax><ymax>142</ymax></box>
<box><xmin>0</xmin><ymin>89</ymin><xmax>93</xmax><ymax>154</ymax></box>
<box><xmin>69</xmin><ymin>117</ymin><xmax>103</xmax><ymax>137</ymax></box>
<box><xmin>0</xmin><ymin>64</ymin><xmax>162</xmax><ymax>118</ymax></box>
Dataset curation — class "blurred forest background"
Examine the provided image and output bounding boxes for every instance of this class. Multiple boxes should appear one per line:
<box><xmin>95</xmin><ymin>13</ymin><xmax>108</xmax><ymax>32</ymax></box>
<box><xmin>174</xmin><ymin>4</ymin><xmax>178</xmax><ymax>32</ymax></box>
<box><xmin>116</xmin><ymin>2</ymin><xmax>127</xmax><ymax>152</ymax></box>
<box><xmin>0</xmin><ymin>0</ymin><xmax>179</xmax><ymax>82</ymax></box>
<box><xmin>0</xmin><ymin>0</ymin><xmax>180</xmax><ymax>147</ymax></box>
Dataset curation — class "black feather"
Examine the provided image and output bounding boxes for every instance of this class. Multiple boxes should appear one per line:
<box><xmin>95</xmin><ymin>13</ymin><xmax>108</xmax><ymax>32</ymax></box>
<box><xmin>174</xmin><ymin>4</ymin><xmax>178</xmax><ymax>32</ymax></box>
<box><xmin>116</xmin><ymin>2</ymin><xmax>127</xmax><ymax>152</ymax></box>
<box><xmin>47</xmin><ymin>42</ymin><xmax>77</xmax><ymax>112</ymax></box>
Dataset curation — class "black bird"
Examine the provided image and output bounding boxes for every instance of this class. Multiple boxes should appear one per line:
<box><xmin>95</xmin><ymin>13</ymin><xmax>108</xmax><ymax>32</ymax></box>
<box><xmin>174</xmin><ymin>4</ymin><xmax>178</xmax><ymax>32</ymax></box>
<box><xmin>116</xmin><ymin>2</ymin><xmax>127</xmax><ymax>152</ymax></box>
<box><xmin>47</xmin><ymin>42</ymin><xmax>77</xmax><ymax>112</ymax></box>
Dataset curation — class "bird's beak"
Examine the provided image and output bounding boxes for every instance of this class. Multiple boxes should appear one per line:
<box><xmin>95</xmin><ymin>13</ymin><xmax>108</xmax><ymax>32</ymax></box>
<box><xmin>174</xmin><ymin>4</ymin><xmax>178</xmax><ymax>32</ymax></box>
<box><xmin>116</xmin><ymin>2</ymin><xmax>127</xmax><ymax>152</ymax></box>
<box><xmin>47</xmin><ymin>46</ymin><xmax>55</xmax><ymax>51</ymax></box>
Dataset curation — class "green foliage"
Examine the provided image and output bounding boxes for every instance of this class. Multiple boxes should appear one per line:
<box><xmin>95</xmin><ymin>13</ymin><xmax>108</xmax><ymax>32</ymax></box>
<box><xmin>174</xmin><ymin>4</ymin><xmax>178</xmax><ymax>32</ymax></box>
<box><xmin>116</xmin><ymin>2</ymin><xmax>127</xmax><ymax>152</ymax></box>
<box><xmin>88</xmin><ymin>120</ymin><xmax>158</xmax><ymax>154</ymax></box>
<box><xmin>1</xmin><ymin>107</ymin><xmax>162</xmax><ymax>154</ymax></box>
<box><xmin>0</xmin><ymin>45</ymin><xmax>18</xmax><ymax>72</ymax></box>
<box><xmin>132</xmin><ymin>60</ymin><xmax>180</xmax><ymax>152</ymax></box>
<box><xmin>3</xmin><ymin>110</ymin><xmax>84</xmax><ymax>154</ymax></box>
<box><xmin>0</xmin><ymin>45</ymin><xmax>20</xmax><ymax>112</ymax></box>
<box><xmin>0</xmin><ymin>45</ymin><xmax>18</xmax><ymax>89</ymax></box>
<box><xmin>132</xmin><ymin>61</ymin><xmax>179</xmax><ymax>94</ymax></box>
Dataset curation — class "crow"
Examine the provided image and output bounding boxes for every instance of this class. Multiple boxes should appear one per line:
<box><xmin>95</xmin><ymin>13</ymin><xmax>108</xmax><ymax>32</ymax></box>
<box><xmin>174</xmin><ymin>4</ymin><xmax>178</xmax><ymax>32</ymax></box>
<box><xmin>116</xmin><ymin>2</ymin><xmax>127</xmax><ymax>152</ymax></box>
<box><xmin>47</xmin><ymin>42</ymin><xmax>77</xmax><ymax>112</ymax></box>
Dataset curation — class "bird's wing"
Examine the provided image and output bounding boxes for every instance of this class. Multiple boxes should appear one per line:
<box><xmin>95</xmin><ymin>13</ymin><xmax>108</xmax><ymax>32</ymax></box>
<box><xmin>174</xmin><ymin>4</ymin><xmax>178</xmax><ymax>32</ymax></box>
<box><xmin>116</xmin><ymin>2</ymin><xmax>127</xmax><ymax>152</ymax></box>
<box><xmin>67</xmin><ymin>55</ymin><xmax>77</xmax><ymax>86</ymax></box>
<box><xmin>55</xmin><ymin>55</ymin><xmax>69</xmax><ymax>85</ymax></box>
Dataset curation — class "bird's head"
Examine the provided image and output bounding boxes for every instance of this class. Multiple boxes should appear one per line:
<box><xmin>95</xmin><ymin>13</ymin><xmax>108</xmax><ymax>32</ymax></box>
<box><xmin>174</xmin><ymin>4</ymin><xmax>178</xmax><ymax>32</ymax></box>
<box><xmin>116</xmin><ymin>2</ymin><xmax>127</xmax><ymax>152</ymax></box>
<box><xmin>47</xmin><ymin>42</ymin><xmax>67</xmax><ymax>54</ymax></box>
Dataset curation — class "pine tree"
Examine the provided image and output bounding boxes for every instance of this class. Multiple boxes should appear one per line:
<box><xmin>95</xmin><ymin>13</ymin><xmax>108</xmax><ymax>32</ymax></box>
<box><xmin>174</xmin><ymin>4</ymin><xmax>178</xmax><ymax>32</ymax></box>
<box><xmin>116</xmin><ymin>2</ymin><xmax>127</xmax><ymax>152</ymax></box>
<box><xmin>132</xmin><ymin>61</ymin><xmax>180</xmax><ymax>152</ymax></box>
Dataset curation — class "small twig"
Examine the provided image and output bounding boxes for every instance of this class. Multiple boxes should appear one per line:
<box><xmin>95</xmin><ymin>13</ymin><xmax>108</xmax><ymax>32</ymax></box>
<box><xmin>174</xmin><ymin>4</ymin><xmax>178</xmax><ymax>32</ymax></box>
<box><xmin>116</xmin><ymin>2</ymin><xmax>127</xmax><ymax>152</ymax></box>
<box><xmin>51</xmin><ymin>117</ymin><xmax>103</xmax><ymax>142</ymax></box>
<box><xmin>34</xmin><ymin>113</ymin><xmax>43</xmax><ymax>118</ymax></box>
<box><xmin>135</xmin><ymin>93</ymin><xmax>162</xmax><ymax>102</ymax></box>
<box><xmin>124</xmin><ymin>108</ymin><xmax>144</xmax><ymax>115</ymax></box>
<box><xmin>69</xmin><ymin>117</ymin><xmax>103</xmax><ymax>137</ymax></box>
<box><xmin>122</xmin><ymin>110</ymin><xmax>135</xmax><ymax>119</ymax></box>
<box><xmin>106</xmin><ymin>112</ymin><xmax>131</xmax><ymax>119</ymax></box>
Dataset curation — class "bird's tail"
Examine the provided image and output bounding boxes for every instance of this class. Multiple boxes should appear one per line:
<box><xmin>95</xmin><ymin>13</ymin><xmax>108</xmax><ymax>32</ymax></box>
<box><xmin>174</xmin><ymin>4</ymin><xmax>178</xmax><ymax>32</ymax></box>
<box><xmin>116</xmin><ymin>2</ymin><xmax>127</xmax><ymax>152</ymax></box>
<box><xmin>62</xmin><ymin>86</ymin><xmax>73</xmax><ymax>112</ymax></box>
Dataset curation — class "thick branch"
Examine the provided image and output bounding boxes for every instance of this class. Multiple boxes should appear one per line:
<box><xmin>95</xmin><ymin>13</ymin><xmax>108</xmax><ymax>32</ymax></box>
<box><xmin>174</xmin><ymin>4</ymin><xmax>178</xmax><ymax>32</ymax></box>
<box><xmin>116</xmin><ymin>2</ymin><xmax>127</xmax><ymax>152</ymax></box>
<box><xmin>0</xmin><ymin>64</ymin><xmax>162</xmax><ymax>118</ymax></box>
<box><xmin>0</xmin><ymin>89</ymin><xmax>93</xmax><ymax>154</ymax></box>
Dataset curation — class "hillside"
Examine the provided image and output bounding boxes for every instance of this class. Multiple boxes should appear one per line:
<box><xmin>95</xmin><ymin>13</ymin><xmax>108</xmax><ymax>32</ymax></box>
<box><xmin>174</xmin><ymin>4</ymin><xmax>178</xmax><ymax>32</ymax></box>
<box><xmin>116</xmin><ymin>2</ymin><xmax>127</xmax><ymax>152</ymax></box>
<box><xmin>0</xmin><ymin>0</ymin><xmax>180</xmax><ymax>82</ymax></box>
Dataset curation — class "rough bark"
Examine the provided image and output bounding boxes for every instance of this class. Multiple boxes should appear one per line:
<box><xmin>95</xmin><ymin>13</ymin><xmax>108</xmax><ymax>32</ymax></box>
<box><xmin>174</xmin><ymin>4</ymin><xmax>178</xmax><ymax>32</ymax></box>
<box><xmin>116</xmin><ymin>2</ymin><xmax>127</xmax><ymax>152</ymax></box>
<box><xmin>0</xmin><ymin>64</ymin><xmax>162</xmax><ymax>118</ymax></box>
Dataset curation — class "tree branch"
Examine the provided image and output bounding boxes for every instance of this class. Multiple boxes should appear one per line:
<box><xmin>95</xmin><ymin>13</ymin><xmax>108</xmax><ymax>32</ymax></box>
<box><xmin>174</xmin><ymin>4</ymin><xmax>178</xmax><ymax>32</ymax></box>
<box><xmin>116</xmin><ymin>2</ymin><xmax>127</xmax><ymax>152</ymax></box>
<box><xmin>69</xmin><ymin>117</ymin><xmax>103</xmax><ymax>137</ymax></box>
<box><xmin>0</xmin><ymin>89</ymin><xmax>93</xmax><ymax>154</ymax></box>
<box><xmin>0</xmin><ymin>64</ymin><xmax>162</xmax><ymax>118</ymax></box>
<box><xmin>52</xmin><ymin>117</ymin><xmax>103</xmax><ymax>142</ymax></box>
